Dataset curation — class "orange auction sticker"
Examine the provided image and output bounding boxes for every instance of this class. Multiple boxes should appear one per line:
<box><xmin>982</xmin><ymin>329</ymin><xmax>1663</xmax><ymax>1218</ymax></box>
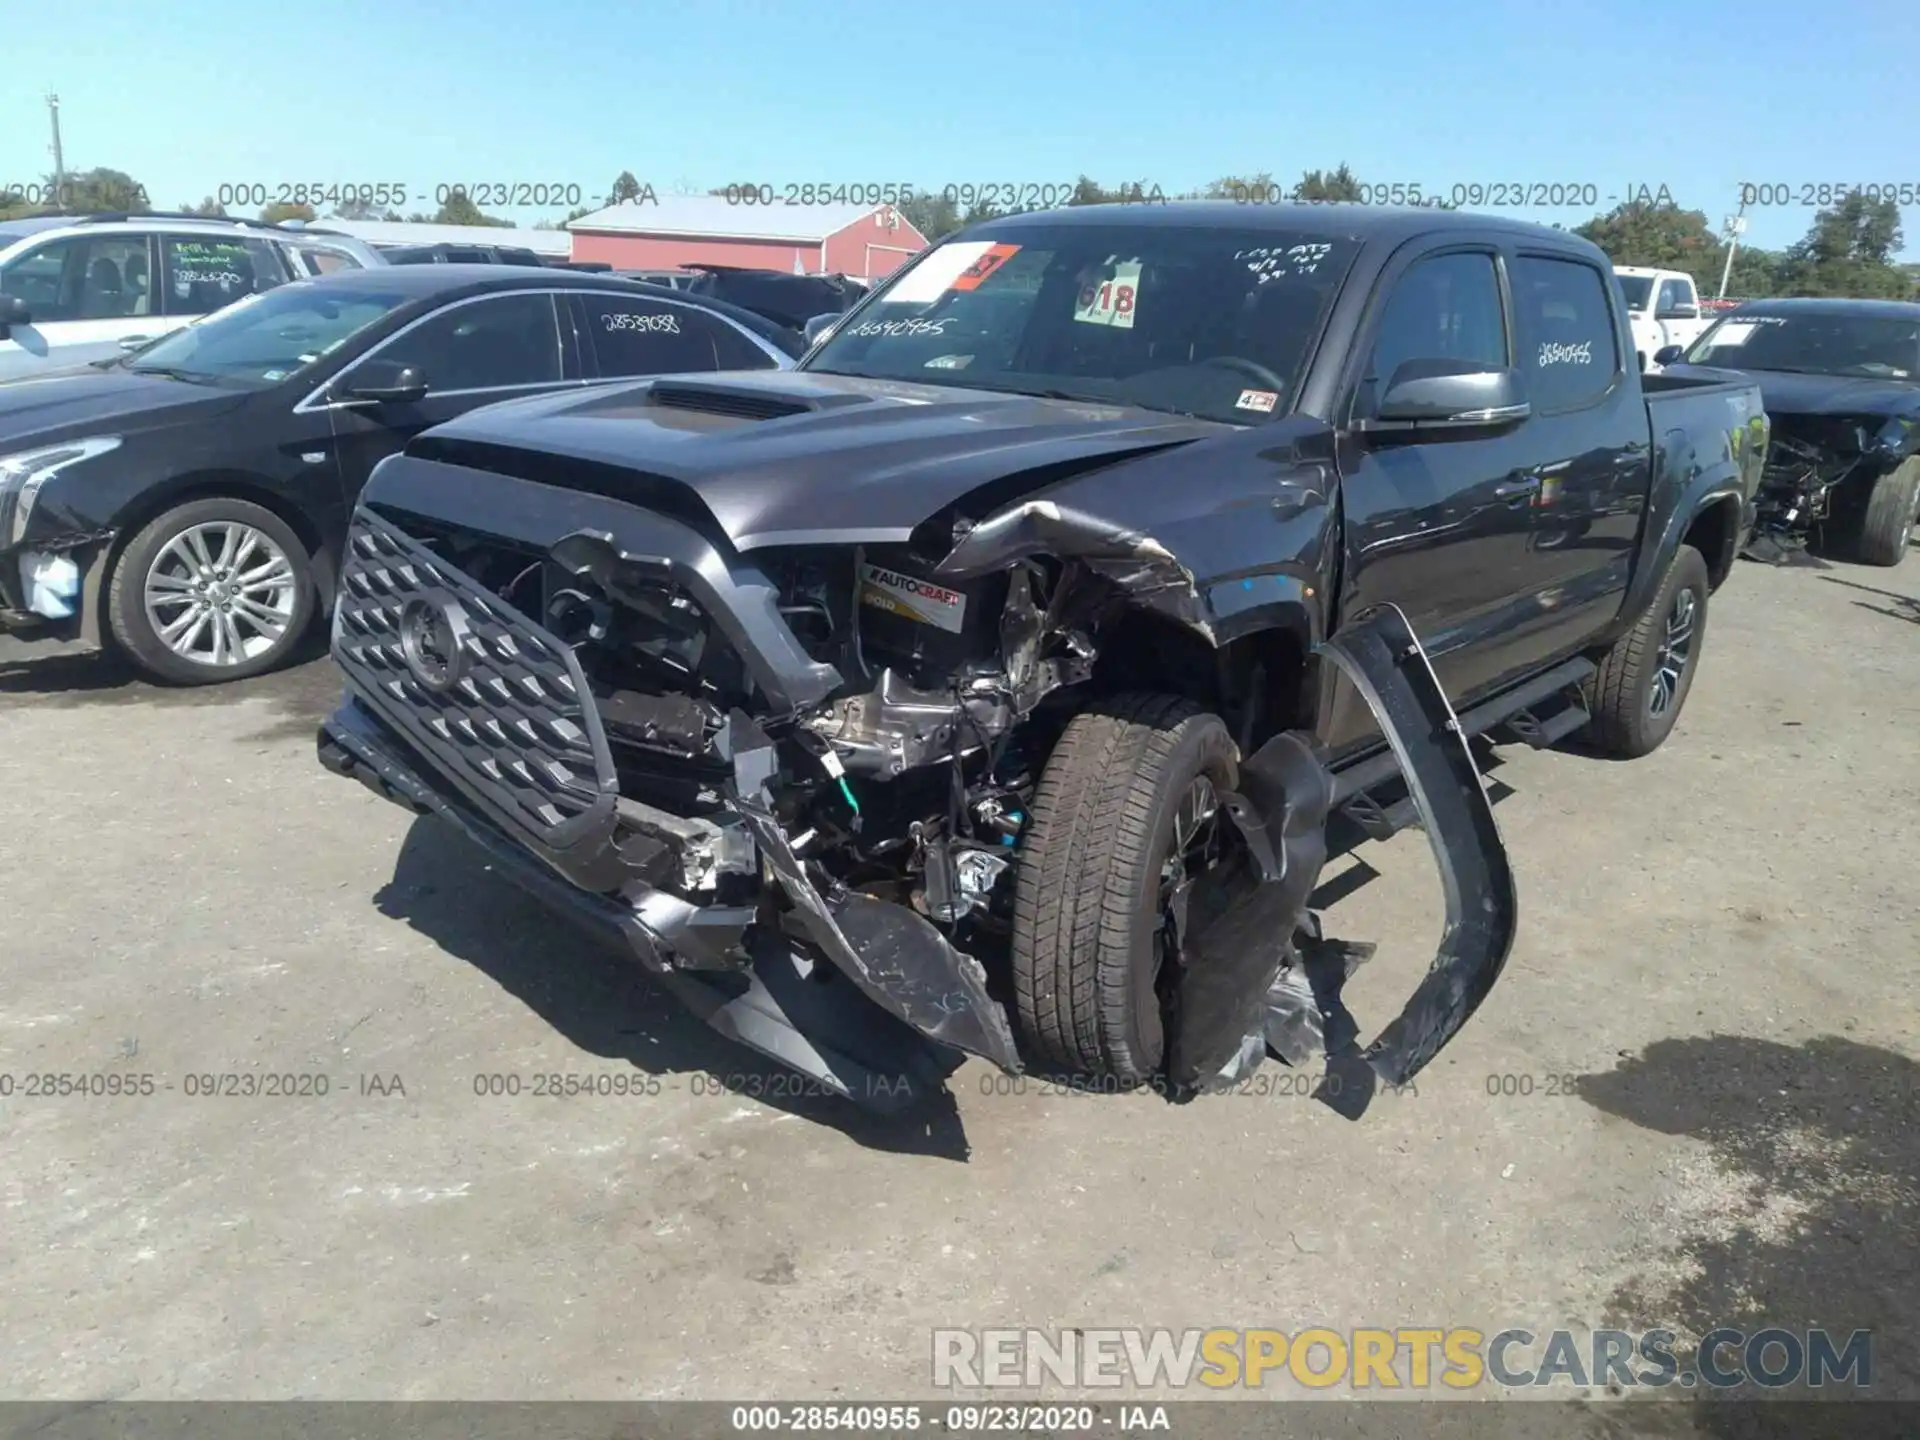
<box><xmin>951</xmin><ymin>242</ymin><xmax>1021</xmax><ymax>291</ymax></box>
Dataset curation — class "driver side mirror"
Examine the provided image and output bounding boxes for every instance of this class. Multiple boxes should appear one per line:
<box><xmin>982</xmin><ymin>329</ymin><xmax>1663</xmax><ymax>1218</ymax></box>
<box><xmin>1657</xmin><ymin>302</ymin><xmax>1699</xmax><ymax>320</ymax></box>
<box><xmin>336</xmin><ymin>359</ymin><xmax>428</xmax><ymax>404</ymax></box>
<box><xmin>803</xmin><ymin>312</ymin><xmax>841</xmax><ymax>346</ymax></box>
<box><xmin>0</xmin><ymin>294</ymin><xmax>30</xmax><ymax>333</ymax></box>
<box><xmin>1360</xmin><ymin>358</ymin><xmax>1530</xmax><ymax>433</ymax></box>
<box><xmin>1653</xmin><ymin>344</ymin><xmax>1686</xmax><ymax>367</ymax></box>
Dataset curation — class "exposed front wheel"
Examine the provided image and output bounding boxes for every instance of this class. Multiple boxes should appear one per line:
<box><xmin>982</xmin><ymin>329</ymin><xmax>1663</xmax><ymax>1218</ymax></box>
<box><xmin>1010</xmin><ymin>693</ymin><xmax>1239</xmax><ymax>1084</ymax></box>
<box><xmin>1582</xmin><ymin>544</ymin><xmax>1710</xmax><ymax>758</ymax></box>
<box><xmin>1848</xmin><ymin>457</ymin><xmax>1920</xmax><ymax>567</ymax></box>
<box><xmin>107</xmin><ymin>498</ymin><xmax>316</xmax><ymax>685</ymax></box>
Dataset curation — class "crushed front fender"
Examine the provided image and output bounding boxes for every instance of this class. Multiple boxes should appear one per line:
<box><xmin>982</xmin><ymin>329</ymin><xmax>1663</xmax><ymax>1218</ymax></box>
<box><xmin>1190</xmin><ymin>602</ymin><xmax>1518</xmax><ymax>1101</ymax></box>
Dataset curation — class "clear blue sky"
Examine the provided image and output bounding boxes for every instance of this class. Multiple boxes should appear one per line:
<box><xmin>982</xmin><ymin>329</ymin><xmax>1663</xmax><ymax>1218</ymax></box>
<box><xmin>5</xmin><ymin>0</ymin><xmax>1917</xmax><ymax>257</ymax></box>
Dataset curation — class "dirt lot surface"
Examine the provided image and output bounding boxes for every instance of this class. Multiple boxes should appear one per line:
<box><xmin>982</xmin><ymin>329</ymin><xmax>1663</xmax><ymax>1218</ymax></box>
<box><xmin>1</xmin><ymin>555</ymin><xmax>1915</xmax><ymax>1411</ymax></box>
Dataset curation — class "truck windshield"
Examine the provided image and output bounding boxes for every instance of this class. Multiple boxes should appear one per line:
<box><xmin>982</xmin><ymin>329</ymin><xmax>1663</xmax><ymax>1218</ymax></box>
<box><xmin>1615</xmin><ymin>275</ymin><xmax>1653</xmax><ymax>311</ymax></box>
<box><xmin>802</xmin><ymin>224</ymin><xmax>1360</xmax><ymax>424</ymax></box>
<box><xmin>1684</xmin><ymin>311</ymin><xmax>1920</xmax><ymax>379</ymax></box>
<box><xmin>122</xmin><ymin>281</ymin><xmax>409</xmax><ymax>387</ymax></box>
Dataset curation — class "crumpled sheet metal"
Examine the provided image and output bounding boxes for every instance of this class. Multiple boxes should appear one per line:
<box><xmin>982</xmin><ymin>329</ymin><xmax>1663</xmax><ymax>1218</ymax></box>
<box><xmin>718</xmin><ymin>709</ymin><xmax>1024</xmax><ymax>1075</ymax></box>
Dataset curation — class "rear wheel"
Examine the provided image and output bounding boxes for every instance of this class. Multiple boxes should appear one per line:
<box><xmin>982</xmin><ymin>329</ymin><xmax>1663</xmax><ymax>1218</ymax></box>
<box><xmin>107</xmin><ymin>497</ymin><xmax>315</xmax><ymax>685</ymax></box>
<box><xmin>1847</xmin><ymin>457</ymin><xmax>1920</xmax><ymax>567</ymax></box>
<box><xmin>1010</xmin><ymin>694</ymin><xmax>1238</xmax><ymax>1084</ymax></box>
<box><xmin>1583</xmin><ymin>544</ymin><xmax>1710</xmax><ymax>758</ymax></box>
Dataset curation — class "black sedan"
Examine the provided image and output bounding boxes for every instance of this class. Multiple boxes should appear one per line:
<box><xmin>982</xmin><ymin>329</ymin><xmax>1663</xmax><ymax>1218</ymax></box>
<box><xmin>0</xmin><ymin>265</ymin><xmax>800</xmax><ymax>682</ymax></box>
<box><xmin>1661</xmin><ymin>298</ymin><xmax>1920</xmax><ymax>566</ymax></box>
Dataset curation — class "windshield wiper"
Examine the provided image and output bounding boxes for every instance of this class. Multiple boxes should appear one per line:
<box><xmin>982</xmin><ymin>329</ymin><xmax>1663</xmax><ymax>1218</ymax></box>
<box><xmin>126</xmin><ymin>364</ymin><xmax>218</xmax><ymax>384</ymax></box>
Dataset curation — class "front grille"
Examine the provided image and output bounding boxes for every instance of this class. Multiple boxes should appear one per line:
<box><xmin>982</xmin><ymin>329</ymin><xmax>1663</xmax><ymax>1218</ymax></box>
<box><xmin>332</xmin><ymin>510</ymin><xmax>619</xmax><ymax>853</ymax></box>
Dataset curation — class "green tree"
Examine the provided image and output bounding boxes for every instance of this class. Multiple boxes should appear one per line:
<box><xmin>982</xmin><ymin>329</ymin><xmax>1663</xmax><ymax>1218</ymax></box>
<box><xmin>1198</xmin><ymin>172</ymin><xmax>1279</xmax><ymax>202</ymax></box>
<box><xmin>1574</xmin><ymin>200</ymin><xmax>1723</xmax><ymax>293</ymax></box>
<box><xmin>432</xmin><ymin>191</ymin><xmax>513</xmax><ymax>227</ymax></box>
<box><xmin>608</xmin><ymin>170</ymin><xmax>646</xmax><ymax>205</ymax></box>
<box><xmin>1292</xmin><ymin>164</ymin><xmax>1363</xmax><ymax>203</ymax></box>
<box><xmin>330</xmin><ymin>196</ymin><xmax>388</xmax><ymax>221</ymax></box>
<box><xmin>1776</xmin><ymin>193</ymin><xmax>1908</xmax><ymax>298</ymax></box>
<box><xmin>898</xmin><ymin>189</ymin><xmax>963</xmax><ymax>242</ymax></box>
<box><xmin>1</xmin><ymin>166</ymin><xmax>151</xmax><ymax>218</ymax></box>
<box><xmin>260</xmin><ymin>201</ymin><xmax>318</xmax><ymax>225</ymax></box>
<box><xmin>181</xmin><ymin>196</ymin><xmax>228</xmax><ymax>217</ymax></box>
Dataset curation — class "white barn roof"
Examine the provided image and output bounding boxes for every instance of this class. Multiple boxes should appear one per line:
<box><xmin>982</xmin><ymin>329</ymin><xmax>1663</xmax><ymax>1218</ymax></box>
<box><xmin>307</xmin><ymin>219</ymin><xmax>571</xmax><ymax>257</ymax></box>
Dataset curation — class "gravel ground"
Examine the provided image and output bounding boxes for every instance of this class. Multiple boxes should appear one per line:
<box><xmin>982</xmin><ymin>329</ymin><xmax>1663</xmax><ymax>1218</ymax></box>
<box><xmin>0</xmin><ymin>554</ymin><xmax>1915</xmax><ymax>1411</ymax></box>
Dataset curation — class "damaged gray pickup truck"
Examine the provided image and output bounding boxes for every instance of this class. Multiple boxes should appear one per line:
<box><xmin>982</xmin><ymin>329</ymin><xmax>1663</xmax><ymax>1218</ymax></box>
<box><xmin>318</xmin><ymin>204</ymin><xmax>1767</xmax><ymax>1112</ymax></box>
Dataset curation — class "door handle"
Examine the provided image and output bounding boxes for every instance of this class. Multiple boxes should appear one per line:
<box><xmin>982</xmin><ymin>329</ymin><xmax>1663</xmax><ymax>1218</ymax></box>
<box><xmin>117</xmin><ymin>335</ymin><xmax>153</xmax><ymax>351</ymax></box>
<box><xmin>1494</xmin><ymin>474</ymin><xmax>1541</xmax><ymax>502</ymax></box>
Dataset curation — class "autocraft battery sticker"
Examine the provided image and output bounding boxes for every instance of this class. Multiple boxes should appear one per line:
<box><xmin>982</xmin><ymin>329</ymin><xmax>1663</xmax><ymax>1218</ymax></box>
<box><xmin>859</xmin><ymin>562</ymin><xmax>969</xmax><ymax>634</ymax></box>
<box><xmin>1074</xmin><ymin>260</ymin><xmax>1142</xmax><ymax>328</ymax></box>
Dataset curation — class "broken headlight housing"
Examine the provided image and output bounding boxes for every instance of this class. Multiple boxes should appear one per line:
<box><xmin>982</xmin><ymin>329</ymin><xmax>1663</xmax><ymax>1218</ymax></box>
<box><xmin>2</xmin><ymin>436</ymin><xmax>123</xmax><ymax>545</ymax></box>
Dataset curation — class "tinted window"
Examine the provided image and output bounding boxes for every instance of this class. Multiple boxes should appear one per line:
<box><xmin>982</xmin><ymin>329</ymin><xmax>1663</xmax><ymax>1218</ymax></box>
<box><xmin>805</xmin><ymin>225</ymin><xmax>1360</xmax><ymax>424</ymax></box>
<box><xmin>708</xmin><ymin>315</ymin><xmax>780</xmax><ymax>370</ymax></box>
<box><xmin>161</xmin><ymin>235</ymin><xmax>284</xmax><ymax>315</ymax></box>
<box><xmin>1657</xmin><ymin>278</ymin><xmax>1692</xmax><ymax>312</ymax></box>
<box><xmin>1512</xmin><ymin>255</ymin><xmax>1618</xmax><ymax>411</ymax></box>
<box><xmin>0</xmin><ymin>235</ymin><xmax>154</xmax><ymax>322</ymax></box>
<box><xmin>372</xmin><ymin>292</ymin><xmax>563</xmax><ymax>391</ymax></box>
<box><xmin>580</xmin><ymin>294</ymin><xmax>723</xmax><ymax>375</ymax></box>
<box><xmin>1364</xmin><ymin>251</ymin><xmax>1507</xmax><ymax>403</ymax></box>
<box><xmin>1616</xmin><ymin>274</ymin><xmax>1652</xmax><ymax>311</ymax></box>
<box><xmin>125</xmin><ymin>281</ymin><xmax>408</xmax><ymax>387</ymax></box>
<box><xmin>292</xmin><ymin>245</ymin><xmax>363</xmax><ymax>277</ymax></box>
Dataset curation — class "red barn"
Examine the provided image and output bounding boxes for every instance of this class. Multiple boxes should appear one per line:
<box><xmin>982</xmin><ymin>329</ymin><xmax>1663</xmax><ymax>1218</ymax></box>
<box><xmin>567</xmin><ymin>197</ymin><xmax>927</xmax><ymax>280</ymax></box>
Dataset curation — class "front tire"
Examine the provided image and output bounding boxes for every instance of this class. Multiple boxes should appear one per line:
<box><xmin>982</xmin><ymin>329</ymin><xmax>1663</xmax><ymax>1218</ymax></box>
<box><xmin>107</xmin><ymin>497</ymin><xmax>315</xmax><ymax>685</ymax></box>
<box><xmin>1583</xmin><ymin>544</ymin><xmax>1710</xmax><ymax>758</ymax></box>
<box><xmin>1848</xmin><ymin>457</ymin><xmax>1920</xmax><ymax>567</ymax></box>
<box><xmin>1010</xmin><ymin>694</ymin><xmax>1238</xmax><ymax>1084</ymax></box>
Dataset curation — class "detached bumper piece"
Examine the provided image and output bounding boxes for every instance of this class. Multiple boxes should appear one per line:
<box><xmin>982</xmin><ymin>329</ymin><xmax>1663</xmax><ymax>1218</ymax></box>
<box><xmin>1190</xmin><ymin>603</ymin><xmax>1518</xmax><ymax>1107</ymax></box>
<box><xmin>323</xmin><ymin>510</ymin><xmax>1013</xmax><ymax>1112</ymax></box>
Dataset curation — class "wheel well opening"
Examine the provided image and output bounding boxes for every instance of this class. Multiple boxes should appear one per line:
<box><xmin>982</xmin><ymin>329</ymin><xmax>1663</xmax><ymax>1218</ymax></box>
<box><xmin>1684</xmin><ymin>497</ymin><xmax>1741</xmax><ymax>590</ymax></box>
<box><xmin>103</xmin><ymin>475</ymin><xmax>333</xmax><ymax>600</ymax></box>
<box><xmin>1091</xmin><ymin>608</ymin><xmax>1312</xmax><ymax>755</ymax></box>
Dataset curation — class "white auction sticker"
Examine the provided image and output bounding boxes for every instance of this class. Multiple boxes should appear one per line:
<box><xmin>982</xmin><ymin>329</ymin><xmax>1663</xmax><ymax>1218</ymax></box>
<box><xmin>1074</xmin><ymin>260</ymin><xmax>1142</xmax><ymax>328</ymax></box>
<box><xmin>1709</xmin><ymin>321</ymin><xmax>1756</xmax><ymax>346</ymax></box>
<box><xmin>883</xmin><ymin>242</ymin><xmax>999</xmax><ymax>305</ymax></box>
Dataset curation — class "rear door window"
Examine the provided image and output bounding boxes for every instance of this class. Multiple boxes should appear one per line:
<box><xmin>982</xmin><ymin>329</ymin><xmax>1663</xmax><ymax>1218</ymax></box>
<box><xmin>160</xmin><ymin>236</ymin><xmax>287</xmax><ymax>315</ymax></box>
<box><xmin>1512</xmin><ymin>255</ymin><xmax>1620</xmax><ymax>412</ymax></box>
<box><xmin>577</xmin><ymin>293</ymin><xmax>724</xmax><ymax>375</ymax></box>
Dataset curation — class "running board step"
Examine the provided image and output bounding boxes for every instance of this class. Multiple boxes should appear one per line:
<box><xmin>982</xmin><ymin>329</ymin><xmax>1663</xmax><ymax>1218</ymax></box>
<box><xmin>1496</xmin><ymin>693</ymin><xmax>1592</xmax><ymax>750</ymax></box>
<box><xmin>1338</xmin><ymin>790</ymin><xmax>1420</xmax><ymax>843</ymax></box>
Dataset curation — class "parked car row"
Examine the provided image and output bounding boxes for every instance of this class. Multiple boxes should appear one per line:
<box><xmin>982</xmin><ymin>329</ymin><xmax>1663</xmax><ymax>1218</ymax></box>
<box><xmin>0</xmin><ymin>263</ymin><xmax>802</xmax><ymax>679</ymax></box>
<box><xmin>3</xmin><ymin>198</ymin><xmax>1912</xmax><ymax>1122</ymax></box>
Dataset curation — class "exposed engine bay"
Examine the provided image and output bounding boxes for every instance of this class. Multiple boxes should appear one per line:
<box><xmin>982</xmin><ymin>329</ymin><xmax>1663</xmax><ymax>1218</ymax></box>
<box><xmin>1745</xmin><ymin>414</ymin><xmax>1914</xmax><ymax>562</ymax></box>
<box><xmin>321</xmin><ymin>481</ymin><xmax>1515</xmax><ymax>1115</ymax></box>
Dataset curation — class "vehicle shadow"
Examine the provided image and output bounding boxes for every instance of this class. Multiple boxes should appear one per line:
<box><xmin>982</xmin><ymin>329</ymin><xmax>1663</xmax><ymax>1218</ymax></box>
<box><xmin>1815</xmin><ymin>574</ymin><xmax>1920</xmax><ymax>629</ymax></box>
<box><xmin>1576</xmin><ymin>1034</ymin><xmax>1919</xmax><ymax>1416</ymax></box>
<box><xmin>371</xmin><ymin>814</ymin><xmax>974</xmax><ymax>1161</ymax></box>
<box><xmin>0</xmin><ymin>630</ymin><xmax>339</xmax><ymax>724</ymax></box>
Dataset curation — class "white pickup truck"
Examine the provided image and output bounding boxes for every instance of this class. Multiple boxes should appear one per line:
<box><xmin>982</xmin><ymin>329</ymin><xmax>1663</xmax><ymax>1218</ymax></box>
<box><xmin>1614</xmin><ymin>267</ymin><xmax>1711</xmax><ymax>371</ymax></box>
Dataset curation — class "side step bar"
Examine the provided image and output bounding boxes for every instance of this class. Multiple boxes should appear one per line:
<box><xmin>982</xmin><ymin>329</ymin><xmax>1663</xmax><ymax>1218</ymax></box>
<box><xmin>1332</xmin><ymin>655</ymin><xmax>1595</xmax><ymax>842</ymax></box>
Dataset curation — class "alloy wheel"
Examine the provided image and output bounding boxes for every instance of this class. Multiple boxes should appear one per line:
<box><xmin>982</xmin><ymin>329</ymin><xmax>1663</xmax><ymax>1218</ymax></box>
<box><xmin>1648</xmin><ymin>586</ymin><xmax>1697</xmax><ymax>718</ymax></box>
<box><xmin>143</xmin><ymin>521</ymin><xmax>297</xmax><ymax>667</ymax></box>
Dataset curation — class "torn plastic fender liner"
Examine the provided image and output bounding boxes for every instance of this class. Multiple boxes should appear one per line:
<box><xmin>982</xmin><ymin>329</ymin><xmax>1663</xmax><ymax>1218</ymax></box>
<box><xmin>1319</xmin><ymin>603</ymin><xmax>1518</xmax><ymax>1088</ymax></box>
<box><xmin>1165</xmin><ymin>730</ymin><xmax>1333</xmax><ymax>1089</ymax></box>
<box><xmin>717</xmin><ymin>709</ymin><xmax>1025</xmax><ymax>1074</ymax></box>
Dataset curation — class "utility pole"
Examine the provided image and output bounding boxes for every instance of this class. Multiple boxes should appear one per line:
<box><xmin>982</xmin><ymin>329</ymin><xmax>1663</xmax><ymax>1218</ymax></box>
<box><xmin>46</xmin><ymin>93</ymin><xmax>66</xmax><ymax>208</ymax></box>
<box><xmin>1717</xmin><ymin>192</ymin><xmax>1748</xmax><ymax>300</ymax></box>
